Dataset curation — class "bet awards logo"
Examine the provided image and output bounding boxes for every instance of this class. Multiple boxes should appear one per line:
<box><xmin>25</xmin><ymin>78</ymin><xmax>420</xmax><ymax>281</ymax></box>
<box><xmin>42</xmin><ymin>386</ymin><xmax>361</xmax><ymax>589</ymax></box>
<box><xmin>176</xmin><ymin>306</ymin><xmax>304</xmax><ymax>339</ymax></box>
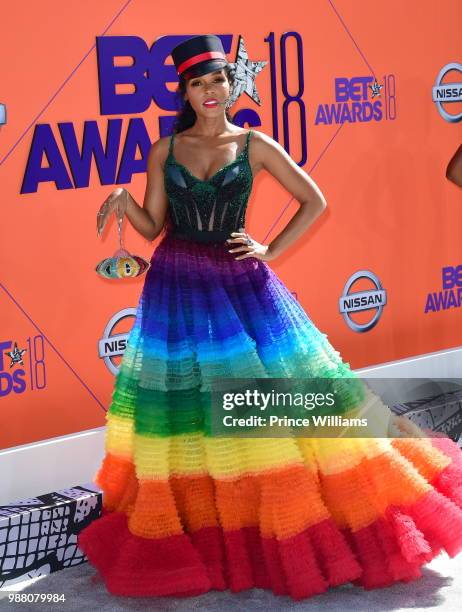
<box><xmin>21</xmin><ymin>34</ymin><xmax>267</xmax><ymax>194</ymax></box>
<box><xmin>425</xmin><ymin>264</ymin><xmax>462</xmax><ymax>313</ymax></box>
<box><xmin>0</xmin><ymin>337</ymin><xmax>46</xmax><ymax>397</ymax></box>
<box><xmin>0</xmin><ymin>341</ymin><xmax>27</xmax><ymax>397</ymax></box>
<box><xmin>432</xmin><ymin>62</ymin><xmax>462</xmax><ymax>123</ymax></box>
<box><xmin>315</xmin><ymin>76</ymin><xmax>390</xmax><ymax>125</ymax></box>
<box><xmin>339</xmin><ymin>270</ymin><xmax>387</xmax><ymax>332</ymax></box>
<box><xmin>98</xmin><ymin>308</ymin><xmax>137</xmax><ymax>375</ymax></box>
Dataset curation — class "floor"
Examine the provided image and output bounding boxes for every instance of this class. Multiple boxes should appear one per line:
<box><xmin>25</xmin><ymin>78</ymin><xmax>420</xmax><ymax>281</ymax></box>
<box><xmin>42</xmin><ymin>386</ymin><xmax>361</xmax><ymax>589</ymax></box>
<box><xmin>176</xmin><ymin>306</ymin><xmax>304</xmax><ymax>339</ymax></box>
<box><xmin>1</xmin><ymin>551</ymin><xmax>461</xmax><ymax>611</ymax></box>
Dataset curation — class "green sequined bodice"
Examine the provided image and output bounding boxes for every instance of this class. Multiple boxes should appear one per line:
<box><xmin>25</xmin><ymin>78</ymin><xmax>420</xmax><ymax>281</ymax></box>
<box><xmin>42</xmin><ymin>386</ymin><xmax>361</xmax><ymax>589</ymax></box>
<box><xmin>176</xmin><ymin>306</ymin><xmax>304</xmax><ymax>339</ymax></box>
<box><xmin>164</xmin><ymin>130</ymin><xmax>254</xmax><ymax>243</ymax></box>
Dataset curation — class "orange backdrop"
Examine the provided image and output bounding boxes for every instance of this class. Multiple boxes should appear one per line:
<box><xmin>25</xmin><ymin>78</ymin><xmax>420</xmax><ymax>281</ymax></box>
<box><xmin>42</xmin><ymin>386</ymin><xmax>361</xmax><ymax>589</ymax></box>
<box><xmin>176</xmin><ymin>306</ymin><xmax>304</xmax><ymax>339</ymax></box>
<box><xmin>1</xmin><ymin>0</ymin><xmax>461</xmax><ymax>449</ymax></box>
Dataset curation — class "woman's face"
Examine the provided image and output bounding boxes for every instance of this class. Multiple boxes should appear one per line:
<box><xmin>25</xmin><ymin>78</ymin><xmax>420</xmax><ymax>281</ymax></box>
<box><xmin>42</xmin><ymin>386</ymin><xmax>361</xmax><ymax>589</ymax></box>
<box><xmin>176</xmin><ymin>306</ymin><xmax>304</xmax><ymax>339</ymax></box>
<box><xmin>184</xmin><ymin>68</ymin><xmax>231</xmax><ymax>117</ymax></box>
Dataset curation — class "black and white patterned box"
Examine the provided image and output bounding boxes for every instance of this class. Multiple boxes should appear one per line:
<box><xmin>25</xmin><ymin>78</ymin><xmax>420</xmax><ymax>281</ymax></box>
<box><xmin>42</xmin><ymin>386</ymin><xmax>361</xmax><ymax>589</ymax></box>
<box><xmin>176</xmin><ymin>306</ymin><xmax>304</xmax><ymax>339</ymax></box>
<box><xmin>392</xmin><ymin>387</ymin><xmax>462</xmax><ymax>447</ymax></box>
<box><xmin>0</xmin><ymin>483</ymin><xmax>102</xmax><ymax>587</ymax></box>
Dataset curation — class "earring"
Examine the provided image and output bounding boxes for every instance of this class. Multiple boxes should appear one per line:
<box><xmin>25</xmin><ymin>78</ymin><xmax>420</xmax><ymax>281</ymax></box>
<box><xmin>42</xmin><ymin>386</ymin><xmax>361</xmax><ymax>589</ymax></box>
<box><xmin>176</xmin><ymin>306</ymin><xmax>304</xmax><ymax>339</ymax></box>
<box><xmin>225</xmin><ymin>91</ymin><xmax>233</xmax><ymax>109</ymax></box>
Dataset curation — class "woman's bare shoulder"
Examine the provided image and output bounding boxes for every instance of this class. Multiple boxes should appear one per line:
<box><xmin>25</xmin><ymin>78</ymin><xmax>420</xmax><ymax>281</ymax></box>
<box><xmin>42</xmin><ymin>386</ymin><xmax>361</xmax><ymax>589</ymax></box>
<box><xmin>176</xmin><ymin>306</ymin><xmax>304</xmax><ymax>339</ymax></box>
<box><xmin>249</xmin><ymin>128</ymin><xmax>278</xmax><ymax>146</ymax></box>
<box><xmin>147</xmin><ymin>135</ymin><xmax>171</xmax><ymax>169</ymax></box>
<box><xmin>247</xmin><ymin>129</ymin><xmax>285</xmax><ymax>169</ymax></box>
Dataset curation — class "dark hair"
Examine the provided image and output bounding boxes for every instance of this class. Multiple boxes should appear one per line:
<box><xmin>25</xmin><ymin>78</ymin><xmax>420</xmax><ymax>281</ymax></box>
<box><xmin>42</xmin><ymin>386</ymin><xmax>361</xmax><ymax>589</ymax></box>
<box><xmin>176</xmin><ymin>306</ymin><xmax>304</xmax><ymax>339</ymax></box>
<box><xmin>160</xmin><ymin>64</ymin><xmax>237</xmax><ymax>238</ymax></box>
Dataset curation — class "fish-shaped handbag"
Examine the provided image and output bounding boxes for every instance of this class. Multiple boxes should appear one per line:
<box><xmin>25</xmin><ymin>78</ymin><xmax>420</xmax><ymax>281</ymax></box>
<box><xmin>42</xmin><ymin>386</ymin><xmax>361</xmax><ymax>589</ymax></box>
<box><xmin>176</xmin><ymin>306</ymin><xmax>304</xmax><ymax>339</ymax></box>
<box><xmin>95</xmin><ymin>192</ymin><xmax>151</xmax><ymax>279</ymax></box>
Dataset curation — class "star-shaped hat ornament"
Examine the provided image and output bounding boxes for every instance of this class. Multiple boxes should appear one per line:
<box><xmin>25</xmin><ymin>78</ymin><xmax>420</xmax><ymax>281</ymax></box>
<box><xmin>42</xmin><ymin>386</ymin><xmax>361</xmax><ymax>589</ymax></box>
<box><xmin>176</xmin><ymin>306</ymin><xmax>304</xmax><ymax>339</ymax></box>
<box><xmin>227</xmin><ymin>35</ymin><xmax>267</xmax><ymax>107</ymax></box>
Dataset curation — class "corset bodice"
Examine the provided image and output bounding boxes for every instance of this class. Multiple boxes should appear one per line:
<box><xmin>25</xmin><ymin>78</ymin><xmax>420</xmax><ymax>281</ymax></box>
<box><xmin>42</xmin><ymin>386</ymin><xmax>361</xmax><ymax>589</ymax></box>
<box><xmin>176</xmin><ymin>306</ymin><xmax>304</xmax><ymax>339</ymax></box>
<box><xmin>164</xmin><ymin>129</ymin><xmax>254</xmax><ymax>243</ymax></box>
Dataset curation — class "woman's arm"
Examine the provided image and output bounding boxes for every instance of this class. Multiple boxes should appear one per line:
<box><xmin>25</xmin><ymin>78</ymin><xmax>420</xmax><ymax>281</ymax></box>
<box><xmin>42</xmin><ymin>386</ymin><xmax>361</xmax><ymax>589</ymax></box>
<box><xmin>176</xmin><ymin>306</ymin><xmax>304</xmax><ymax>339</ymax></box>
<box><xmin>124</xmin><ymin>137</ymin><xmax>170</xmax><ymax>241</ymax></box>
<box><xmin>251</xmin><ymin>131</ymin><xmax>327</xmax><ymax>259</ymax></box>
<box><xmin>446</xmin><ymin>144</ymin><xmax>462</xmax><ymax>188</ymax></box>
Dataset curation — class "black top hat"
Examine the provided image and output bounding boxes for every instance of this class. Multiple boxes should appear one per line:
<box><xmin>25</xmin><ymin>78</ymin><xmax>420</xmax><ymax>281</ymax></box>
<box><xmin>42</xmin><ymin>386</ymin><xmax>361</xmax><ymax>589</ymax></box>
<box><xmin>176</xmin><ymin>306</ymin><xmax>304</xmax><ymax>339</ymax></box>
<box><xmin>171</xmin><ymin>35</ymin><xmax>229</xmax><ymax>80</ymax></box>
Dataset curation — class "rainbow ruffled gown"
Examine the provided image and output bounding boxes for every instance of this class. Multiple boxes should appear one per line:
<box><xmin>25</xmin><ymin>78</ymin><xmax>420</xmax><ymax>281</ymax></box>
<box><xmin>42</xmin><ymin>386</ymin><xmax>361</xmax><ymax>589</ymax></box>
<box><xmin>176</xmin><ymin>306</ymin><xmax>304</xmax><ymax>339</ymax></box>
<box><xmin>78</xmin><ymin>129</ymin><xmax>462</xmax><ymax>600</ymax></box>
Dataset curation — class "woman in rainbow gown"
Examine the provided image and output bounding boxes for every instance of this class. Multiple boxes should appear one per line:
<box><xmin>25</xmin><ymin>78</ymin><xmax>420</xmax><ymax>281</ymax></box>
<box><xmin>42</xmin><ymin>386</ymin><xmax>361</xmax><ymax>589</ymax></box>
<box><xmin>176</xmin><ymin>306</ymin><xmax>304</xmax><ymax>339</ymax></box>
<box><xmin>77</xmin><ymin>34</ymin><xmax>462</xmax><ymax>601</ymax></box>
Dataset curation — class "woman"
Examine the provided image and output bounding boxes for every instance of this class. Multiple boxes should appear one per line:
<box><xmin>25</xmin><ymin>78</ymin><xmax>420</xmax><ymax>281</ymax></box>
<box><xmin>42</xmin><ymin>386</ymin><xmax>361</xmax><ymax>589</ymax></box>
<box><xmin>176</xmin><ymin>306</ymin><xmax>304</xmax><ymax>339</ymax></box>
<box><xmin>78</xmin><ymin>35</ymin><xmax>462</xmax><ymax>601</ymax></box>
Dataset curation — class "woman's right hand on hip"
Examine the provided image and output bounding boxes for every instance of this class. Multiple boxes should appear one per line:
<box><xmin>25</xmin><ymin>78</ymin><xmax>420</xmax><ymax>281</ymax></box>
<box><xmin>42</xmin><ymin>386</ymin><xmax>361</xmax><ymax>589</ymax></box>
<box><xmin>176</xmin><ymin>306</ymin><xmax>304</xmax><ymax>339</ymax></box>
<box><xmin>96</xmin><ymin>187</ymin><xmax>128</xmax><ymax>237</ymax></box>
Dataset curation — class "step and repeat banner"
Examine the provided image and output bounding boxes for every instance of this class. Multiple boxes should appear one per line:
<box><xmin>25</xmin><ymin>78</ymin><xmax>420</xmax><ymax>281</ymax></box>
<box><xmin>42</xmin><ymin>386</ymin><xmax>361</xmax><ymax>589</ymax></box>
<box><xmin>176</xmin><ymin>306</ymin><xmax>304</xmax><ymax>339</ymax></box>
<box><xmin>1</xmin><ymin>0</ymin><xmax>461</xmax><ymax>449</ymax></box>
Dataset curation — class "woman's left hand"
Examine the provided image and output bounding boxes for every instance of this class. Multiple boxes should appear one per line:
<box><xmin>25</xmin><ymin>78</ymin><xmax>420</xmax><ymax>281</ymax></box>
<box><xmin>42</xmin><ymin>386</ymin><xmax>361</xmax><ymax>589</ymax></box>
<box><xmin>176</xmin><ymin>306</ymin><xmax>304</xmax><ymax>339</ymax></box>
<box><xmin>226</xmin><ymin>228</ymin><xmax>276</xmax><ymax>262</ymax></box>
